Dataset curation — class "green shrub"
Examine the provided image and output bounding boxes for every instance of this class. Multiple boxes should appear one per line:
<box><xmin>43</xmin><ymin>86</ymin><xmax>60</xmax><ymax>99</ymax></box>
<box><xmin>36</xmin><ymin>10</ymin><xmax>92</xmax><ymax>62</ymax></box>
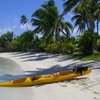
<box><xmin>61</xmin><ymin>42</ymin><xmax>75</xmax><ymax>54</ymax></box>
<box><xmin>78</xmin><ymin>30</ymin><xmax>97</xmax><ymax>55</ymax></box>
<box><xmin>8</xmin><ymin>40</ymin><xmax>22</xmax><ymax>51</ymax></box>
<box><xmin>96</xmin><ymin>37</ymin><xmax>100</xmax><ymax>52</ymax></box>
<box><xmin>44</xmin><ymin>43</ymin><xmax>58</xmax><ymax>53</ymax></box>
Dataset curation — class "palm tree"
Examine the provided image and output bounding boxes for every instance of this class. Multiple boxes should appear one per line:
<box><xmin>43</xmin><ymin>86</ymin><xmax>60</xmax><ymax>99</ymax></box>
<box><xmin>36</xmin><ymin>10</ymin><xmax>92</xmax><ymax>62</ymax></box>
<box><xmin>20</xmin><ymin>31</ymin><xmax>34</xmax><ymax>50</ymax></box>
<box><xmin>42</xmin><ymin>0</ymin><xmax>55</xmax><ymax>8</ymax></box>
<box><xmin>93</xmin><ymin>2</ymin><xmax>100</xmax><ymax>35</ymax></box>
<box><xmin>20</xmin><ymin>15</ymin><xmax>29</xmax><ymax>31</ymax></box>
<box><xmin>4</xmin><ymin>32</ymin><xmax>14</xmax><ymax>42</ymax></box>
<box><xmin>63</xmin><ymin>0</ymin><xmax>93</xmax><ymax>14</ymax></box>
<box><xmin>31</xmin><ymin>0</ymin><xmax>72</xmax><ymax>42</ymax></box>
<box><xmin>63</xmin><ymin>0</ymin><xmax>99</xmax><ymax>33</ymax></box>
<box><xmin>72</xmin><ymin>10</ymin><xmax>95</xmax><ymax>33</ymax></box>
<box><xmin>0</xmin><ymin>32</ymin><xmax>14</xmax><ymax>49</ymax></box>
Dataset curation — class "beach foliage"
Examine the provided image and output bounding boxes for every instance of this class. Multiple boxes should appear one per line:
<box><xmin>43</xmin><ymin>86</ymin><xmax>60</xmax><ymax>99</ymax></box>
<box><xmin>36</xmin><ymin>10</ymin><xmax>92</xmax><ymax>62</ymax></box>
<box><xmin>78</xmin><ymin>31</ymin><xmax>97</xmax><ymax>55</ymax></box>
<box><xmin>0</xmin><ymin>0</ymin><xmax>100</xmax><ymax>60</ymax></box>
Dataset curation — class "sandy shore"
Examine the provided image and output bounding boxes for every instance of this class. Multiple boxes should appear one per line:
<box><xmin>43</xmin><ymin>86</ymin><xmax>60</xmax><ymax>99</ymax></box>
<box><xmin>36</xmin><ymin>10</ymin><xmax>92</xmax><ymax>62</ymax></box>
<box><xmin>0</xmin><ymin>52</ymin><xmax>100</xmax><ymax>100</ymax></box>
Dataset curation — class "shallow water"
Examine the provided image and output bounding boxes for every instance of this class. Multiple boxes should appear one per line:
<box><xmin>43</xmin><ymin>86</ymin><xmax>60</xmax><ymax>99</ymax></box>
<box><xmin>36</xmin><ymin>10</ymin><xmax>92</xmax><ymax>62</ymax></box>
<box><xmin>0</xmin><ymin>57</ymin><xmax>34</xmax><ymax>100</ymax></box>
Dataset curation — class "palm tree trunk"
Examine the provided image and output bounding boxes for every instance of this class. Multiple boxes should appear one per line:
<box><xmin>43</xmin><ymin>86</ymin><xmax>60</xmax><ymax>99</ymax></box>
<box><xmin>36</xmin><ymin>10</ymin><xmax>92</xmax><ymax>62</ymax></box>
<box><xmin>86</xmin><ymin>21</ymin><xmax>90</xmax><ymax>31</ymax></box>
<box><xmin>97</xmin><ymin>19</ymin><xmax>99</xmax><ymax>35</ymax></box>
<box><xmin>26</xmin><ymin>23</ymin><xmax>28</xmax><ymax>31</ymax></box>
<box><xmin>83</xmin><ymin>1</ymin><xmax>94</xmax><ymax>32</ymax></box>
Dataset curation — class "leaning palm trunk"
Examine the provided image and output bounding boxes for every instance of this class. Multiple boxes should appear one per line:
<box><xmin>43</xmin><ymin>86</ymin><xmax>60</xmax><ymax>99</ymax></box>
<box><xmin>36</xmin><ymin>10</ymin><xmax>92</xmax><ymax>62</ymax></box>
<box><xmin>97</xmin><ymin>19</ymin><xmax>99</xmax><ymax>35</ymax></box>
<box><xmin>26</xmin><ymin>23</ymin><xmax>28</xmax><ymax>31</ymax></box>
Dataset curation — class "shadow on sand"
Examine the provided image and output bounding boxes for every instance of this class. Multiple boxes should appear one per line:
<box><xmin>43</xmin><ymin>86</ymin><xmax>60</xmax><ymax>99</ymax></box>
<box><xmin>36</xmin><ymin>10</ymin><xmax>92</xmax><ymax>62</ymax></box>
<box><xmin>10</xmin><ymin>52</ymin><xmax>62</xmax><ymax>61</ymax></box>
<box><xmin>24</xmin><ymin>61</ymin><xmax>94</xmax><ymax>76</ymax></box>
<box><xmin>1</xmin><ymin>52</ymin><xmax>94</xmax><ymax>82</ymax></box>
<box><xmin>0</xmin><ymin>61</ymin><xmax>94</xmax><ymax>82</ymax></box>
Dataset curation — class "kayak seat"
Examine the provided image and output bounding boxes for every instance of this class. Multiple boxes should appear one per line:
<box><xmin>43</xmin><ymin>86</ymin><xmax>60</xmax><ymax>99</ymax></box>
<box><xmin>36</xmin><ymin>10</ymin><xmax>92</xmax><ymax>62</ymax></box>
<box><xmin>59</xmin><ymin>71</ymin><xmax>73</xmax><ymax>75</ymax></box>
<box><xmin>31</xmin><ymin>76</ymin><xmax>41</xmax><ymax>81</ymax></box>
<box><xmin>13</xmin><ymin>78</ymin><xmax>26</xmax><ymax>83</ymax></box>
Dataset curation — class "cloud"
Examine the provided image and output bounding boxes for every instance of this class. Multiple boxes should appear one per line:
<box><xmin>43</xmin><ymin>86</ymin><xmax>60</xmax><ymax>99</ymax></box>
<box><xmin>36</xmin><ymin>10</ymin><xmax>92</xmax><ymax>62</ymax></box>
<box><xmin>19</xmin><ymin>23</ymin><xmax>33</xmax><ymax>31</ymax></box>
<box><xmin>0</xmin><ymin>23</ymin><xmax>34</xmax><ymax>36</ymax></box>
<box><xmin>0</xmin><ymin>25</ymin><xmax>17</xmax><ymax>35</ymax></box>
<box><xmin>98</xmin><ymin>31</ymin><xmax>100</xmax><ymax>35</ymax></box>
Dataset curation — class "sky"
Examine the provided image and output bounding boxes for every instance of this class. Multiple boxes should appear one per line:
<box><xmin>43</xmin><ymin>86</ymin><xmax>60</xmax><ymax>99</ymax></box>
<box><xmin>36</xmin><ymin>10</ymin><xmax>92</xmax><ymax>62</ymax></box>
<box><xmin>0</xmin><ymin>0</ymin><xmax>99</xmax><ymax>37</ymax></box>
<box><xmin>0</xmin><ymin>0</ymin><xmax>74</xmax><ymax>36</ymax></box>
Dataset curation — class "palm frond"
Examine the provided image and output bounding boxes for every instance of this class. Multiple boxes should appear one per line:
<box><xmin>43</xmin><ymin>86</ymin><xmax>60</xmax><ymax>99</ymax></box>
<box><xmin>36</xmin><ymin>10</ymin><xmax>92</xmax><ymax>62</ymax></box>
<box><xmin>63</xmin><ymin>0</ymin><xmax>79</xmax><ymax>13</ymax></box>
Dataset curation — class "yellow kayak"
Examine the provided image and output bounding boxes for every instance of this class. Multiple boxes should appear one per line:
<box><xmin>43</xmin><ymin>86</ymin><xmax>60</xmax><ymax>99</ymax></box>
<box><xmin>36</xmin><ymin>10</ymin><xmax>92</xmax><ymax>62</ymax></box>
<box><xmin>0</xmin><ymin>68</ymin><xmax>92</xmax><ymax>87</ymax></box>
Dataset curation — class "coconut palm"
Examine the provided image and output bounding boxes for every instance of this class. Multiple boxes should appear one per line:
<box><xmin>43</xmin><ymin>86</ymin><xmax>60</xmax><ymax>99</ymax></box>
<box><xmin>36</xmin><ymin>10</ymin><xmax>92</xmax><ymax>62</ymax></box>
<box><xmin>3</xmin><ymin>31</ymin><xmax>14</xmax><ymax>42</ymax></box>
<box><xmin>42</xmin><ymin>0</ymin><xmax>55</xmax><ymax>8</ymax></box>
<box><xmin>64</xmin><ymin>0</ymin><xmax>99</xmax><ymax>33</ymax></box>
<box><xmin>63</xmin><ymin>0</ymin><xmax>94</xmax><ymax>14</ymax></box>
<box><xmin>31</xmin><ymin>0</ymin><xmax>72</xmax><ymax>42</ymax></box>
<box><xmin>20</xmin><ymin>15</ymin><xmax>29</xmax><ymax>31</ymax></box>
<box><xmin>20</xmin><ymin>31</ymin><xmax>34</xmax><ymax>51</ymax></box>
<box><xmin>0</xmin><ymin>32</ymin><xmax>14</xmax><ymax>49</ymax></box>
<box><xmin>72</xmin><ymin>10</ymin><xmax>95</xmax><ymax>33</ymax></box>
<box><xmin>93</xmin><ymin>2</ymin><xmax>100</xmax><ymax>35</ymax></box>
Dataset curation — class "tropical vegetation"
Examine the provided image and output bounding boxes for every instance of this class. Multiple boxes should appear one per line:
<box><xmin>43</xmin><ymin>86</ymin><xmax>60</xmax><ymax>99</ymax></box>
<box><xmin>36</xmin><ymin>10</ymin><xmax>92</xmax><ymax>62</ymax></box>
<box><xmin>0</xmin><ymin>0</ymin><xmax>100</xmax><ymax>60</ymax></box>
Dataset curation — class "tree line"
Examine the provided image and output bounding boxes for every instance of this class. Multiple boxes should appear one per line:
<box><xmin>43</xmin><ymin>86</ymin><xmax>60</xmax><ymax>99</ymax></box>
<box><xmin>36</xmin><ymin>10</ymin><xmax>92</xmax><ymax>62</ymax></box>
<box><xmin>0</xmin><ymin>0</ymin><xmax>100</xmax><ymax>55</ymax></box>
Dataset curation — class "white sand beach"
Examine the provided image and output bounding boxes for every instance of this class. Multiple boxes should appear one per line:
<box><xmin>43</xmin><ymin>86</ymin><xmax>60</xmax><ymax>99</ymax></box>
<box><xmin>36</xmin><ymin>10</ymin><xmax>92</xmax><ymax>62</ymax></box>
<box><xmin>0</xmin><ymin>52</ymin><xmax>100</xmax><ymax>100</ymax></box>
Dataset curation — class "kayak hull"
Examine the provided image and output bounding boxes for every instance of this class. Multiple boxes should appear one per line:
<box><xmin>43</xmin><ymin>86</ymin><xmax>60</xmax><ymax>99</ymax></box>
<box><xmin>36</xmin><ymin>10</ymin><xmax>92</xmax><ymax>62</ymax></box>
<box><xmin>0</xmin><ymin>68</ymin><xmax>92</xmax><ymax>87</ymax></box>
